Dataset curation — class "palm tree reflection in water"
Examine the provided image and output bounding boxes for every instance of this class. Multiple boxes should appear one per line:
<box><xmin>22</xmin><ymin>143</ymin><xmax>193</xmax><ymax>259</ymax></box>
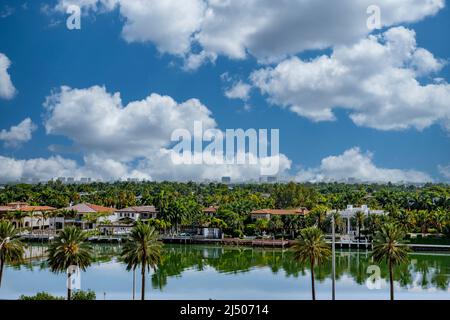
<box><xmin>7</xmin><ymin>244</ymin><xmax>450</xmax><ymax>298</ymax></box>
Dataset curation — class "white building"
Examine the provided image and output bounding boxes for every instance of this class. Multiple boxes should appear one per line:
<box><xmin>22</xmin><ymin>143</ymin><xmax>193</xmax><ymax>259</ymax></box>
<box><xmin>337</xmin><ymin>205</ymin><xmax>386</xmax><ymax>235</ymax></box>
<box><xmin>114</xmin><ymin>206</ymin><xmax>159</xmax><ymax>222</ymax></box>
<box><xmin>50</xmin><ymin>203</ymin><xmax>116</xmax><ymax>230</ymax></box>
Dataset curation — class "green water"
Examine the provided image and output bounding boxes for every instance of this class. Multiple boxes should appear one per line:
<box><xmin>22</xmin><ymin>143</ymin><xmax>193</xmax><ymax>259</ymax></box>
<box><xmin>1</xmin><ymin>244</ymin><xmax>449</xmax><ymax>300</ymax></box>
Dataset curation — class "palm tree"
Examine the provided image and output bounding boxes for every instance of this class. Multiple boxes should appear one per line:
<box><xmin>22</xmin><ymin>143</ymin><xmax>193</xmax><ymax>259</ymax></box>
<box><xmin>414</xmin><ymin>210</ymin><xmax>431</xmax><ymax>234</ymax></box>
<box><xmin>291</xmin><ymin>227</ymin><xmax>331</xmax><ymax>300</ymax></box>
<box><xmin>432</xmin><ymin>209</ymin><xmax>446</xmax><ymax>234</ymax></box>
<box><xmin>40</xmin><ymin>211</ymin><xmax>51</xmax><ymax>234</ymax></box>
<box><xmin>120</xmin><ymin>222</ymin><xmax>162</xmax><ymax>300</ymax></box>
<box><xmin>327</xmin><ymin>211</ymin><xmax>344</xmax><ymax>234</ymax></box>
<box><xmin>255</xmin><ymin>219</ymin><xmax>269</xmax><ymax>236</ymax></box>
<box><xmin>310</xmin><ymin>205</ymin><xmax>329</xmax><ymax>231</ymax></box>
<box><xmin>0</xmin><ymin>220</ymin><xmax>25</xmax><ymax>287</ymax></box>
<box><xmin>14</xmin><ymin>210</ymin><xmax>28</xmax><ymax>231</ymax></box>
<box><xmin>371</xmin><ymin>223</ymin><xmax>409</xmax><ymax>300</ymax></box>
<box><xmin>355</xmin><ymin>211</ymin><xmax>365</xmax><ymax>241</ymax></box>
<box><xmin>268</xmin><ymin>216</ymin><xmax>284</xmax><ymax>236</ymax></box>
<box><xmin>47</xmin><ymin>226</ymin><xmax>93</xmax><ymax>300</ymax></box>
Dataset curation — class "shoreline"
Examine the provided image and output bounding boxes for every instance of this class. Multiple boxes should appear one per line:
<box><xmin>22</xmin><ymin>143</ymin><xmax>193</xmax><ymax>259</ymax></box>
<box><xmin>20</xmin><ymin>235</ymin><xmax>450</xmax><ymax>252</ymax></box>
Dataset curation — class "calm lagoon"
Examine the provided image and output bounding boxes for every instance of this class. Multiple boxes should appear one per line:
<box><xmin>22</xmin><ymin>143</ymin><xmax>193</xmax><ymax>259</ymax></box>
<box><xmin>1</xmin><ymin>244</ymin><xmax>449</xmax><ymax>300</ymax></box>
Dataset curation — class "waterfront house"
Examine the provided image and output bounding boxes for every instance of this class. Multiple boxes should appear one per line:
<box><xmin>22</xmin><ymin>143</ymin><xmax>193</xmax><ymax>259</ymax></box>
<box><xmin>250</xmin><ymin>208</ymin><xmax>309</xmax><ymax>221</ymax></box>
<box><xmin>203</xmin><ymin>206</ymin><xmax>218</xmax><ymax>217</ymax></box>
<box><xmin>337</xmin><ymin>205</ymin><xmax>387</xmax><ymax>235</ymax></box>
<box><xmin>51</xmin><ymin>203</ymin><xmax>115</xmax><ymax>230</ymax></box>
<box><xmin>114</xmin><ymin>206</ymin><xmax>159</xmax><ymax>222</ymax></box>
<box><xmin>0</xmin><ymin>202</ymin><xmax>56</xmax><ymax>229</ymax></box>
<box><xmin>95</xmin><ymin>206</ymin><xmax>160</xmax><ymax>236</ymax></box>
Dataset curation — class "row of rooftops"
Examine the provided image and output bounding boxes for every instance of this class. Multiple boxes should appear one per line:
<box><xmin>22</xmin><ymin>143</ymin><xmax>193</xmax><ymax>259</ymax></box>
<box><xmin>0</xmin><ymin>202</ymin><xmax>57</xmax><ymax>212</ymax></box>
<box><xmin>0</xmin><ymin>203</ymin><xmax>311</xmax><ymax>216</ymax></box>
<box><xmin>0</xmin><ymin>202</ymin><xmax>213</xmax><ymax>214</ymax></box>
<box><xmin>0</xmin><ymin>202</ymin><xmax>383</xmax><ymax>217</ymax></box>
<box><xmin>0</xmin><ymin>202</ymin><xmax>113</xmax><ymax>214</ymax></box>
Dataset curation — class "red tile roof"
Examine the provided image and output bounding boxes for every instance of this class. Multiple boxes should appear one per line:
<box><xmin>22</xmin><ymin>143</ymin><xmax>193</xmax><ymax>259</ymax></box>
<box><xmin>18</xmin><ymin>206</ymin><xmax>57</xmax><ymax>212</ymax></box>
<box><xmin>63</xmin><ymin>203</ymin><xmax>115</xmax><ymax>213</ymax></box>
<box><xmin>0</xmin><ymin>204</ymin><xmax>56</xmax><ymax>212</ymax></box>
<box><xmin>86</xmin><ymin>203</ymin><xmax>115</xmax><ymax>213</ymax></box>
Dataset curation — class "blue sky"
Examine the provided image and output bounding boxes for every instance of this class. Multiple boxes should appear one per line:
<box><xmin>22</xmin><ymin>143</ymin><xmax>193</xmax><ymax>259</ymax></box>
<box><xmin>0</xmin><ymin>0</ymin><xmax>449</xmax><ymax>183</ymax></box>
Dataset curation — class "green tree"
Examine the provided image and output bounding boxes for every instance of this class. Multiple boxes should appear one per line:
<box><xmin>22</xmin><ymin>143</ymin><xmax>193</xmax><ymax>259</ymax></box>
<box><xmin>414</xmin><ymin>210</ymin><xmax>431</xmax><ymax>234</ymax></box>
<box><xmin>46</xmin><ymin>226</ymin><xmax>93</xmax><ymax>300</ymax></box>
<box><xmin>217</xmin><ymin>208</ymin><xmax>244</xmax><ymax>237</ymax></box>
<box><xmin>71</xmin><ymin>289</ymin><xmax>96</xmax><ymax>300</ymax></box>
<box><xmin>20</xmin><ymin>292</ymin><xmax>64</xmax><ymax>300</ymax></box>
<box><xmin>147</xmin><ymin>218</ymin><xmax>172</xmax><ymax>234</ymax></box>
<box><xmin>371</xmin><ymin>223</ymin><xmax>409</xmax><ymax>300</ymax></box>
<box><xmin>309</xmin><ymin>205</ymin><xmax>329</xmax><ymax>231</ymax></box>
<box><xmin>0</xmin><ymin>221</ymin><xmax>25</xmax><ymax>287</ymax></box>
<box><xmin>255</xmin><ymin>219</ymin><xmax>269</xmax><ymax>235</ymax></box>
<box><xmin>355</xmin><ymin>211</ymin><xmax>365</xmax><ymax>240</ymax></box>
<box><xmin>291</xmin><ymin>227</ymin><xmax>331</xmax><ymax>300</ymax></box>
<box><xmin>268</xmin><ymin>216</ymin><xmax>284</xmax><ymax>236</ymax></box>
<box><xmin>120</xmin><ymin>222</ymin><xmax>162</xmax><ymax>300</ymax></box>
<box><xmin>19</xmin><ymin>290</ymin><xmax>95</xmax><ymax>300</ymax></box>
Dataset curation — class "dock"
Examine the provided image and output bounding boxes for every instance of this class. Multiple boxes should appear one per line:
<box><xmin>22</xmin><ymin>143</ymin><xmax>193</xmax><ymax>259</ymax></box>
<box><xmin>18</xmin><ymin>233</ymin><xmax>450</xmax><ymax>251</ymax></box>
<box><xmin>87</xmin><ymin>236</ymin><xmax>125</xmax><ymax>243</ymax></box>
<box><xmin>325</xmin><ymin>240</ymin><xmax>450</xmax><ymax>251</ymax></box>
<box><xmin>161</xmin><ymin>236</ymin><xmax>291</xmax><ymax>248</ymax></box>
<box><xmin>20</xmin><ymin>234</ymin><xmax>55</xmax><ymax>242</ymax></box>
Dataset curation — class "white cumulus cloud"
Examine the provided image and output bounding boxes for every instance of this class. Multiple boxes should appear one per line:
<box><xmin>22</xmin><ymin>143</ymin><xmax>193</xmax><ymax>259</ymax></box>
<box><xmin>0</xmin><ymin>156</ymin><xmax>81</xmax><ymax>183</ymax></box>
<box><xmin>44</xmin><ymin>85</ymin><xmax>217</xmax><ymax>160</ymax></box>
<box><xmin>251</xmin><ymin>27</ymin><xmax>450</xmax><ymax>131</ymax></box>
<box><xmin>0</xmin><ymin>118</ymin><xmax>37</xmax><ymax>147</ymax></box>
<box><xmin>0</xmin><ymin>53</ymin><xmax>16</xmax><ymax>99</ymax></box>
<box><xmin>295</xmin><ymin>147</ymin><xmax>433</xmax><ymax>184</ymax></box>
<box><xmin>0</xmin><ymin>154</ymin><xmax>151</xmax><ymax>183</ymax></box>
<box><xmin>0</xmin><ymin>150</ymin><xmax>292</xmax><ymax>183</ymax></box>
<box><xmin>134</xmin><ymin>150</ymin><xmax>292</xmax><ymax>182</ymax></box>
<box><xmin>54</xmin><ymin>0</ymin><xmax>445</xmax><ymax>67</ymax></box>
<box><xmin>224</xmin><ymin>80</ymin><xmax>252</xmax><ymax>101</ymax></box>
<box><xmin>0</xmin><ymin>85</ymin><xmax>295</xmax><ymax>183</ymax></box>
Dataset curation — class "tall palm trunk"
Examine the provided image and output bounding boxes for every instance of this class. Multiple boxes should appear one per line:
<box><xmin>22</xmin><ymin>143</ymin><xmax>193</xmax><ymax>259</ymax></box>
<box><xmin>132</xmin><ymin>269</ymin><xmax>136</xmax><ymax>300</ymax></box>
<box><xmin>0</xmin><ymin>258</ymin><xmax>4</xmax><ymax>287</ymax></box>
<box><xmin>388</xmin><ymin>258</ymin><xmax>394</xmax><ymax>301</ymax></box>
<box><xmin>310</xmin><ymin>256</ymin><xmax>316</xmax><ymax>300</ymax></box>
<box><xmin>67</xmin><ymin>272</ymin><xmax>72</xmax><ymax>300</ymax></box>
<box><xmin>141</xmin><ymin>262</ymin><xmax>146</xmax><ymax>300</ymax></box>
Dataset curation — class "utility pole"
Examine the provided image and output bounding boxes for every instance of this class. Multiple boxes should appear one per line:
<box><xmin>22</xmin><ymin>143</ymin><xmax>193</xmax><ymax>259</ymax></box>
<box><xmin>331</xmin><ymin>212</ymin><xmax>336</xmax><ymax>300</ymax></box>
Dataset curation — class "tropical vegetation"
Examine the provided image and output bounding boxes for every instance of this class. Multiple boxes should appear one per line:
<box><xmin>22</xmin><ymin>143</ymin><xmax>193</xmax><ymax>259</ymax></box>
<box><xmin>19</xmin><ymin>290</ymin><xmax>96</xmax><ymax>300</ymax></box>
<box><xmin>46</xmin><ymin>226</ymin><xmax>93</xmax><ymax>300</ymax></box>
<box><xmin>291</xmin><ymin>227</ymin><xmax>331</xmax><ymax>300</ymax></box>
<box><xmin>0</xmin><ymin>220</ymin><xmax>25</xmax><ymax>287</ymax></box>
<box><xmin>120</xmin><ymin>222</ymin><xmax>162</xmax><ymax>300</ymax></box>
<box><xmin>0</xmin><ymin>181</ymin><xmax>448</xmax><ymax>240</ymax></box>
<box><xmin>371</xmin><ymin>223</ymin><xmax>410</xmax><ymax>300</ymax></box>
